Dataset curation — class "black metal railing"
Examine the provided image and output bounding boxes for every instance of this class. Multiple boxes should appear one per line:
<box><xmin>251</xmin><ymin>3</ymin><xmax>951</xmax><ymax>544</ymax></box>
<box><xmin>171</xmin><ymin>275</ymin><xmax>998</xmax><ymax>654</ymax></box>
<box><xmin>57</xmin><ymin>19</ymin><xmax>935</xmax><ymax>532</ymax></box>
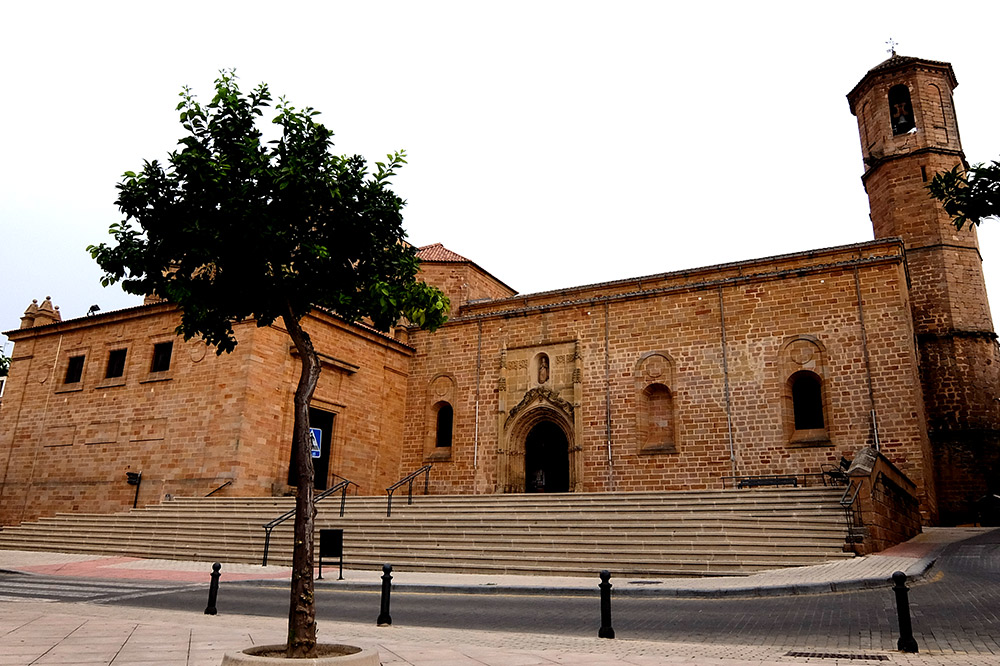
<box><xmin>330</xmin><ymin>473</ymin><xmax>359</xmax><ymax>494</ymax></box>
<box><xmin>386</xmin><ymin>465</ymin><xmax>431</xmax><ymax>517</ymax></box>
<box><xmin>840</xmin><ymin>477</ymin><xmax>865</xmax><ymax>552</ymax></box>
<box><xmin>261</xmin><ymin>478</ymin><xmax>354</xmax><ymax>566</ymax></box>
<box><xmin>205</xmin><ymin>480</ymin><xmax>233</xmax><ymax>497</ymax></box>
<box><xmin>721</xmin><ymin>472</ymin><xmax>826</xmax><ymax>489</ymax></box>
<box><xmin>820</xmin><ymin>456</ymin><xmax>852</xmax><ymax>486</ymax></box>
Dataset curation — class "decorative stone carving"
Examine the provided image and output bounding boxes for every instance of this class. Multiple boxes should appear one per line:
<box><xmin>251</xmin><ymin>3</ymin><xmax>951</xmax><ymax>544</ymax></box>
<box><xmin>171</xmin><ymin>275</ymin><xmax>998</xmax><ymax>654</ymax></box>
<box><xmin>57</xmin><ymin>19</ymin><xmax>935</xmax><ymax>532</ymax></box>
<box><xmin>431</xmin><ymin>375</ymin><xmax>452</xmax><ymax>398</ymax></box>
<box><xmin>537</xmin><ymin>354</ymin><xmax>549</xmax><ymax>384</ymax></box>
<box><xmin>505</xmin><ymin>387</ymin><xmax>574</xmax><ymax>426</ymax></box>
<box><xmin>788</xmin><ymin>339</ymin><xmax>818</xmax><ymax>366</ymax></box>
<box><xmin>643</xmin><ymin>355</ymin><xmax>667</xmax><ymax>380</ymax></box>
<box><xmin>190</xmin><ymin>344</ymin><xmax>208</xmax><ymax>363</ymax></box>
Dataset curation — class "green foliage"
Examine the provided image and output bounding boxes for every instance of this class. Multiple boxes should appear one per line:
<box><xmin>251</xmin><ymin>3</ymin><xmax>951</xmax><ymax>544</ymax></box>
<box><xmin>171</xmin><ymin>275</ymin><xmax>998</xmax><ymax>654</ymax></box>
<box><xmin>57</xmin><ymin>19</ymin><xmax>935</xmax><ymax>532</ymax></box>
<box><xmin>0</xmin><ymin>353</ymin><xmax>9</xmax><ymax>377</ymax></box>
<box><xmin>88</xmin><ymin>70</ymin><xmax>448</xmax><ymax>353</ymax></box>
<box><xmin>928</xmin><ymin>161</ymin><xmax>1000</xmax><ymax>230</ymax></box>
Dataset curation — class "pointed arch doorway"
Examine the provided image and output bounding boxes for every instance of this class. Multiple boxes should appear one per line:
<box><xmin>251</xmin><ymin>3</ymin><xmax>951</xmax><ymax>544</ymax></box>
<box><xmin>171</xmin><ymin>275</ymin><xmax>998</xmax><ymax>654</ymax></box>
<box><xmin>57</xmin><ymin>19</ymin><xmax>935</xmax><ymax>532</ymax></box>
<box><xmin>525</xmin><ymin>421</ymin><xmax>569</xmax><ymax>493</ymax></box>
<box><xmin>498</xmin><ymin>387</ymin><xmax>580</xmax><ymax>493</ymax></box>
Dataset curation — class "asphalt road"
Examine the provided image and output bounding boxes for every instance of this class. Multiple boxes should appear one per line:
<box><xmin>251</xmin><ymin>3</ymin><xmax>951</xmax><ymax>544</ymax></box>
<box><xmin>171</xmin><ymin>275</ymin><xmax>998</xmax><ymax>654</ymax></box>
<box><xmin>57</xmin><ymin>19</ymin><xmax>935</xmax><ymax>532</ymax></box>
<box><xmin>2</xmin><ymin>529</ymin><xmax>998</xmax><ymax>655</ymax></box>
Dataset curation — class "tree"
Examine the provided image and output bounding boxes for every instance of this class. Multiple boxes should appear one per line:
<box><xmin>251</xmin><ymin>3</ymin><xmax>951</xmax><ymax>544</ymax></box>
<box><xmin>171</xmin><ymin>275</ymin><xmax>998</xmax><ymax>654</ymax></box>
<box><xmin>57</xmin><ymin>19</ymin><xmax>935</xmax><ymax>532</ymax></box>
<box><xmin>929</xmin><ymin>160</ymin><xmax>1000</xmax><ymax>230</ymax></box>
<box><xmin>88</xmin><ymin>71</ymin><xmax>448</xmax><ymax>658</ymax></box>
<box><xmin>0</xmin><ymin>353</ymin><xmax>8</xmax><ymax>377</ymax></box>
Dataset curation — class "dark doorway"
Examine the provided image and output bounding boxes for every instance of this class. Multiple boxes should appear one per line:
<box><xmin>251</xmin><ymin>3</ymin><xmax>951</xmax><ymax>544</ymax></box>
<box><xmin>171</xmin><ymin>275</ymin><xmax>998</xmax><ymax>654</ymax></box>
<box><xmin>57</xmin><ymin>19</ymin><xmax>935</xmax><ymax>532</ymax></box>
<box><xmin>288</xmin><ymin>407</ymin><xmax>334</xmax><ymax>491</ymax></box>
<box><xmin>524</xmin><ymin>421</ymin><xmax>569</xmax><ymax>493</ymax></box>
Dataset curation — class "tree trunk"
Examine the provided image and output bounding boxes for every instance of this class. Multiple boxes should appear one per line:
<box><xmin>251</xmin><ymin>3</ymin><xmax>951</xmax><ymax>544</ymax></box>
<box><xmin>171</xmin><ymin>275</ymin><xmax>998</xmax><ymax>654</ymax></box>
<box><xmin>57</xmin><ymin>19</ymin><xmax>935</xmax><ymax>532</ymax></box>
<box><xmin>282</xmin><ymin>308</ymin><xmax>321</xmax><ymax>658</ymax></box>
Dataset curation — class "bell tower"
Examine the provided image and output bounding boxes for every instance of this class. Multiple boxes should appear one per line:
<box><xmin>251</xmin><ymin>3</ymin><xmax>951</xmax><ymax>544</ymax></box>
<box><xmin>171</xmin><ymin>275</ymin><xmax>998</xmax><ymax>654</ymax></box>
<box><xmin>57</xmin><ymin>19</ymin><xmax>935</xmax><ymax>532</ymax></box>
<box><xmin>848</xmin><ymin>54</ymin><xmax>1000</xmax><ymax>524</ymax></box>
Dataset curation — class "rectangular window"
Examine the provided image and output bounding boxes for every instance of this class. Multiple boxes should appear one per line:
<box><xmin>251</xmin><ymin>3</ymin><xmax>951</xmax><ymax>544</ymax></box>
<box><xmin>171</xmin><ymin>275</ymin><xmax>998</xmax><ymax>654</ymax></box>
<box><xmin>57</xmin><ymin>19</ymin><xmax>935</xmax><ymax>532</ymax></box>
<box><xmin>105</xmin><ymin>349</ymin><xmax>127</xmax><ymax>379</ymax></box>
<box><xmin>65</xmin><ymin>355</ymin><xmax>85</xmax><ymax>384</ymax></box>
<box><xmin>150</xmin><ymin>341</ymin><xmax>173</xmax><ymax>373</ymax></box>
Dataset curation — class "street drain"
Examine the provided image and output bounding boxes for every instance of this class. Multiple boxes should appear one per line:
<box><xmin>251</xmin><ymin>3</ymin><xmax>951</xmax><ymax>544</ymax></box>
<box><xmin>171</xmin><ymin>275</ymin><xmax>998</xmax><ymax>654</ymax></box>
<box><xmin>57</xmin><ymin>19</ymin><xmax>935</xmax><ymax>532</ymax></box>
<box><xmin>626</xmin><ymin>580</ymin><xmax>663</xmax><ymax>585</ymax></box>
<box><xmin>786</xmin><ymin>651</ymin><xmax>889</xmax><ymax>661</ymax></box>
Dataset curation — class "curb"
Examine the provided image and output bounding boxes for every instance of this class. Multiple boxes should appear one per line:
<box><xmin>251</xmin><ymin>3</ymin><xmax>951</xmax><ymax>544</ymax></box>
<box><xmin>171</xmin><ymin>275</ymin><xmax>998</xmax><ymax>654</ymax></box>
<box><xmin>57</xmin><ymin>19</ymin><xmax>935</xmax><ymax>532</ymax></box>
<box><xmin>307</xmin><ymin>556</ymin><xmax>938</xmax><ymax>599</ymax></box>
<box><xmin>0</xmin><ymin>551</ymin><xmax>945</xmax><ymax>600</ymax></box>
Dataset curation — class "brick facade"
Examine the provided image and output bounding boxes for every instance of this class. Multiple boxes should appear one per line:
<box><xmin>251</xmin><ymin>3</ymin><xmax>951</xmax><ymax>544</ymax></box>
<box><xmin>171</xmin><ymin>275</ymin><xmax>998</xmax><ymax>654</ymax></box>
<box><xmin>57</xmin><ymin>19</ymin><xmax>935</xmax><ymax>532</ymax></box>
<box><xmin>0</xmin><ymin>303</ymin><xmax>413</xmax><ymax>525</ymax></box>
<box><xmin>849</xmin><ymin>55</ymin><xmax>1000</xmax><ymax>523</ymax></box>
<box><xmin>402</xmin><ymin>240</ymin><xmax>937</xmax><ymax>520</ymax></box>
<box><xmin>1</xmin><ymin>53</ymin><xmax>995</xmax><ymax>530</ymax></box>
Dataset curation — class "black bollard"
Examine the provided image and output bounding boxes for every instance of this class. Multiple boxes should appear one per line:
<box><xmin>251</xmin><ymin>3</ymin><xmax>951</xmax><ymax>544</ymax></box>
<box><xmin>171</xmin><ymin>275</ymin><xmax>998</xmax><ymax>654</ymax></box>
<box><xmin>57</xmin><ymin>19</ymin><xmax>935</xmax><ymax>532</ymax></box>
<box><xmin>891</xmin><ymin>571</ymin><xmax>918</xmax><ymax>653</ymax></box>
<box><xmin>598</xmin><ymin>570</ymin><xmax>615</xmax><ymax>639</ymax></box>
<box><xmin>376</xmin><ymin>564</ymin><xmax>393</xmax><ymax>626</ymax></box>
<box><xmin>204</xmin><ymin>562</ymin><xmax>221</xmax><ymax>615</ymax></box>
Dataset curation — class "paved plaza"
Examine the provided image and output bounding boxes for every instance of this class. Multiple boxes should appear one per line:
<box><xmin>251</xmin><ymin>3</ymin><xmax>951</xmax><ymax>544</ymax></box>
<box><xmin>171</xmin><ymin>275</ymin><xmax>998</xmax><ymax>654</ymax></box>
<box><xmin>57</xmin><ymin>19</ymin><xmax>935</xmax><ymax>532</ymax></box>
<box><xmin>0</xmin><ymin>527</ymin><xmax>998</xmax><ymax>665</ymax></box>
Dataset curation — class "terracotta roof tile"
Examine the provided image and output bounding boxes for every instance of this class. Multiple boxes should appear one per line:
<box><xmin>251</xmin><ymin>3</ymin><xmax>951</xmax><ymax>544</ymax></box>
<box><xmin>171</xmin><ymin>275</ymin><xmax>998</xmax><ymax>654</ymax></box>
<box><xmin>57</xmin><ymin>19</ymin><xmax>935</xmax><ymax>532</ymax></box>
<box><xmin>416</xmin><ymin>243</ymin><xmax>472</xmax><ymax>263</ymax></box>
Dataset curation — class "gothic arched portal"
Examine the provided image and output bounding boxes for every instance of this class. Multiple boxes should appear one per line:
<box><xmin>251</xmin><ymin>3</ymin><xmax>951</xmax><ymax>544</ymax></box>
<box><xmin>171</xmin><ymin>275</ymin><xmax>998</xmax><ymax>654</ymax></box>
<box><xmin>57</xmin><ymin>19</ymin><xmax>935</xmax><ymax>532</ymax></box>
<box><xmin>498</xmin><ymin>389</ymin><xmax>580</xmax><ymax>493</ymax></box>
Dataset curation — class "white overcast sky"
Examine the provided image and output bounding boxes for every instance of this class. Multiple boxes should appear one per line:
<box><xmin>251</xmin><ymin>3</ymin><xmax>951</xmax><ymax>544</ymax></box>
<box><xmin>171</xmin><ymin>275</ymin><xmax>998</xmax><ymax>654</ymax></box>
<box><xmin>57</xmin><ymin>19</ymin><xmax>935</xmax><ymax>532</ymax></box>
<box><xmin>2</xmin><ymin>1</ymin><xmax>998</xmax><ymax>354</ymax></box>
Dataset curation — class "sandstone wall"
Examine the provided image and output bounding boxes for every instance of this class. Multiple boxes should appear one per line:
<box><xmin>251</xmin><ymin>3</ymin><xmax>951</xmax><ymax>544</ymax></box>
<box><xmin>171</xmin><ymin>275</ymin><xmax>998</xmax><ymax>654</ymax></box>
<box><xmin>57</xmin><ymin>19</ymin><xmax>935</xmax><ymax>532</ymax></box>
<box><xmin>403</xmin><ymin>240</ymin><xmax>938</xmax><ymax>520</ymax></box>
<box><xmin>0</xmin><ymin>304</ymin><xmax>412</xmax><ymax>525</ymax></box>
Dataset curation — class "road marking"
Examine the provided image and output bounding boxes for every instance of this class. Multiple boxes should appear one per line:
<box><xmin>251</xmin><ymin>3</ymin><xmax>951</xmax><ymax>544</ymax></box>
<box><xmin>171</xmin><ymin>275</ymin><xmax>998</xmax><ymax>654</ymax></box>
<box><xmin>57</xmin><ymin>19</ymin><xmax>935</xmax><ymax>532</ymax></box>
<box><xmin>0</xmin><ymin>575</ymin><xmax>200</xmax><ymax>603</ymax></box>
<box><xmin>0</xmin><ymin>593</ymin><xmax>57</xmax><ymax>602</ymax></box>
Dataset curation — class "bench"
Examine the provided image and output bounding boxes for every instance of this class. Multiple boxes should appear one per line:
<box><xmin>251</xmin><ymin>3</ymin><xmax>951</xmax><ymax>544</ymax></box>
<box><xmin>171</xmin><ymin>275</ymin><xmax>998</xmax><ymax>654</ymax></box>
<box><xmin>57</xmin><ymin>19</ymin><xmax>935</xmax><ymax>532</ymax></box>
<box><xmin>737</xmin><ymin>475</ymin><xmax>798</xmax><ymax>489</ymax></box>
<box><xmin>821</xmin><ymin>456</ymin><xmax>852</xmax><ymax>486</ymax></box>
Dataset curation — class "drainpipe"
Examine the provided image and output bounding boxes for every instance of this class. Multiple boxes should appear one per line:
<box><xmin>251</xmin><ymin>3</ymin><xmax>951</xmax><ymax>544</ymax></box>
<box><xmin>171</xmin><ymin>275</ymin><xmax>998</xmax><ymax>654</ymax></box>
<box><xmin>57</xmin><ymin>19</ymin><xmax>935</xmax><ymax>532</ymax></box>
<box><xmin>474</xmin><ymin>320</ymin><xmax>482</xmax><ymax>471</ymax></box>
<box><xmin>604</xmin><ymin>300</ymin><xmax>614</xmax><ymax>490</ymax></box>
<box><xmin>718</xmin><ymin>287</ymin><xmax>737</xmax><ymax>477</ymax></box>
<box><xmin>19</xmin><ymin>334</ymin><xmax>63</xmax><ymax>523</ymax></box>
<box><xmin>853</xmin><ymin>267</ymin><xmax>880</xmax><ymax>451</ymax></box>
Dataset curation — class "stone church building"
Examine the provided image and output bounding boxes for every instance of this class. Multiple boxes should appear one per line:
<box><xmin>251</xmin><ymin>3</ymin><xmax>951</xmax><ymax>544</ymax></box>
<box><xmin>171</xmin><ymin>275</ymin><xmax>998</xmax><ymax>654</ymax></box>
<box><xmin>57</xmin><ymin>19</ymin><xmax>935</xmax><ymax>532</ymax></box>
<box><xmin>2</xmin><ymin>54</ymin><xmax>997</xmax><ymax>529</ymax></box>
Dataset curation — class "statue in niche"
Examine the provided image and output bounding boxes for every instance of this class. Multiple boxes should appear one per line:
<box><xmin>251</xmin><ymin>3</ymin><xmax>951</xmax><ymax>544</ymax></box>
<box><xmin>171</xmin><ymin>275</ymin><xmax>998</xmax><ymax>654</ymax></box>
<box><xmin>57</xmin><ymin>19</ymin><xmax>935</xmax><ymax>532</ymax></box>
<box><xmin>537</xmin><ymin>354</ymin><xmax>549</xmax><ymax>384</ymax></box>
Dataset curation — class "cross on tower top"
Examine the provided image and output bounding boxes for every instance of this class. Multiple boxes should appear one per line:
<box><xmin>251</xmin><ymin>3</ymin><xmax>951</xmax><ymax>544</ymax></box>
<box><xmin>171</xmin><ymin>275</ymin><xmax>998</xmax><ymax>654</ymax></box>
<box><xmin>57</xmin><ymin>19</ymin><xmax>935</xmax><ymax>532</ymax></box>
<box><xmin>886</xmin><ymin>38</ymin><xmax>898</xmax><ymax>57</ymax></box>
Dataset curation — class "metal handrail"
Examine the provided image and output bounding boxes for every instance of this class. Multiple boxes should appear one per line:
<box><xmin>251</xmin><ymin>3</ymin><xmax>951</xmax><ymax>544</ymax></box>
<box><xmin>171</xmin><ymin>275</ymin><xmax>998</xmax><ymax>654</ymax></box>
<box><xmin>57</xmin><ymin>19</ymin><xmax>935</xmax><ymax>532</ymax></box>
<box><xmin>386</xmin><ymin>464</ymin><xmax>432</xmax><ymax>517</ymax></box>
<box><xmin>205</xmin><ymin>480</ymin><xmax>233</xmax><ymax>497</ymax></box>
<box><xmin>331</xmin><ymin>473</ymin><xmax>359</xmax><ymax>492</ymax></box>
<box><xmin>261</xmin><ymin>478</ymin><xmax>352</xmax><ymax>566</ymax></box>
<box><xmin>840</xmin><ymin>478</ymin><xmax>865</xmax><ymax>553</ymax></box>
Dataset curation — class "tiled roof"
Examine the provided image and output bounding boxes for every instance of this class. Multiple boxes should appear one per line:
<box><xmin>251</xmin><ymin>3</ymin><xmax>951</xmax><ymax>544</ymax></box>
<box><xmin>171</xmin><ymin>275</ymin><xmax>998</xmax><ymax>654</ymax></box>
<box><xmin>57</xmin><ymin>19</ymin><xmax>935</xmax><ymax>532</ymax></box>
<box><xmin>414</xmin><ymin>243</ymin><xmax>517</xmax><ymax>295</ymax></box>
<box><xmin>416</xmin><ymin>243</ymin><xmax>472</xmax><ymax>263</ymax></box>
<box><xmin>867</xmin><ymin>54</ymin><xmax>918</xmax><ymax>73</ymax></box>
<box><xmin>846</xmin><ymin>54</ymin><xmax>957</xmax><ymax>113</ymax></box>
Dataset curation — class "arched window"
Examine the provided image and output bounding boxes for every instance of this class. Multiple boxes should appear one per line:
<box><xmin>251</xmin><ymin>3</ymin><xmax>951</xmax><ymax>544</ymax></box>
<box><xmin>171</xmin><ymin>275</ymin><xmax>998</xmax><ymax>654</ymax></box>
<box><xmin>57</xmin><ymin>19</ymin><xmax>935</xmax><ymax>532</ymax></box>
<box><xmin>790</xmin><ymin>371</ymin><xmax>824</xmax><ymax>430</ymax></box>
<box><xmin>435</xmin><ymin>402</ymin><xmax>453</xmax><ymax>448</ymax></box>
<box><xmin>425</xmin><ymin>374</ymin><xmax>457</xmax><ymax>461</ymax></box>
<box><xmin>780</xmin><ymin>336</ymin><xmax>831</xmax><ymax>447</ymax></box>
<box><xmin>634</xmin><ymin>352</ymin><xmax>678</xmax><ymax>454</ymax></box>
<box><xmin>888</xmin><ymin>84</ymin><xmax>915</xmax><ymax>135</ymax></box>
<box><xmin>641</xmin><ymin>383</ymin><xmax>675</xmax><ymax>452</ymax></box>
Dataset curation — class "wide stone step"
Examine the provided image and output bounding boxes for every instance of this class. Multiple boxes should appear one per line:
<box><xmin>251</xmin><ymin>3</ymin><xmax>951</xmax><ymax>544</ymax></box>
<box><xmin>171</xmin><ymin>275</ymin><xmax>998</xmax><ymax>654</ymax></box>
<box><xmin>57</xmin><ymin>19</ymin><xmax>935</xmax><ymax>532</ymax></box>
<box><xmin>0</xmin><ymin>488</ymin><xmax>853</xmax><ymax>576</ymax></box>
<box><xmin>0</xmin><ymin>528</ymin><xmax>849</xmax><ymax>554</ymax></box>
<box><xmin>0</xmin><ymin>530</ymin><xmax>848</xmax><ymax>556</ymax></box>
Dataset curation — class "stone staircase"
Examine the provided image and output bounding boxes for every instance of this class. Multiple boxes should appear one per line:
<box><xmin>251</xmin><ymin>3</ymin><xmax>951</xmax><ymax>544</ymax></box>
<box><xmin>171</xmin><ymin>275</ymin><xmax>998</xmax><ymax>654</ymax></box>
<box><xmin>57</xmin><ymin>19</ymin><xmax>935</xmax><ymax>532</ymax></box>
<box><xmin>0</xmin><ymin>488</ymin><xmax>853</xmax><ymax>577</ymax></box>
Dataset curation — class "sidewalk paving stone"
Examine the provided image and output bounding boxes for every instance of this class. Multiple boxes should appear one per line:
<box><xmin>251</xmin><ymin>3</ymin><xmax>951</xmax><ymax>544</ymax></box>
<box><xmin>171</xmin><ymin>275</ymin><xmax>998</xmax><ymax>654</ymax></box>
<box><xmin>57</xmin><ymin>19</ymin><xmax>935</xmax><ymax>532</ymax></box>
<box><xmin>0</xmin><ymin>527</ymin><xmax>998</xmax><ymax>665</ymax></box>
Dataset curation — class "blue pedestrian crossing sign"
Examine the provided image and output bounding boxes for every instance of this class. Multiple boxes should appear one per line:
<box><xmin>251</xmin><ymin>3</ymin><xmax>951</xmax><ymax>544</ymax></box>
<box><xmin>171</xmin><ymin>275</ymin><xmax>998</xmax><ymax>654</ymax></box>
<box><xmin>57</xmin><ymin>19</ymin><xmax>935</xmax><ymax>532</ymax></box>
<box><xmin>310</xmin><ymin>428</ymin><xmax>322</xmax><ymax>458</ymax></box>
